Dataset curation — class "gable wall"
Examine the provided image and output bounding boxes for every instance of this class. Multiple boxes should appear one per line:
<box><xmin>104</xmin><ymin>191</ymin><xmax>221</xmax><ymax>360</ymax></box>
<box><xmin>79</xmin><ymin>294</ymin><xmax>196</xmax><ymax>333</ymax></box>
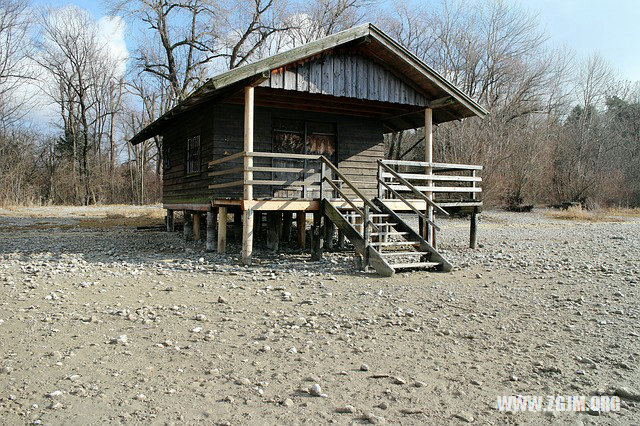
<box><xmin>259</xmin><ymin>51</ymin><xmax>428</xmax><ymax>107</ymax></box>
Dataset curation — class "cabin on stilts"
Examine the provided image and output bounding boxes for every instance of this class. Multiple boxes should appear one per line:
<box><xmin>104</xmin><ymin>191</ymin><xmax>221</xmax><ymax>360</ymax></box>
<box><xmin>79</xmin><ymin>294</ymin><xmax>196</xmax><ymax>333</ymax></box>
<box><xmin>130</xmin><ymin>23</ymin><xmax>487</xmax><ymax>277</ymax></box>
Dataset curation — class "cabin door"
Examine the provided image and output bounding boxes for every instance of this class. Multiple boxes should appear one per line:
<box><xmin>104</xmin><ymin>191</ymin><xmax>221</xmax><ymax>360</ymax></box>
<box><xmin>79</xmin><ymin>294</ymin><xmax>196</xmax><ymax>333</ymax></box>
<box><xmin>272</xmin><ymin>119</ymin><xmax>336</xmax><ymax>198</ymax></box>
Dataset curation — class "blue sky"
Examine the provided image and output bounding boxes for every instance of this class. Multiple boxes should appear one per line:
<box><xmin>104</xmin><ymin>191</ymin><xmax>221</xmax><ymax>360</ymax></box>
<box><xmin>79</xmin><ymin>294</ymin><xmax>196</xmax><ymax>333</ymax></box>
<box><xmin>29</xmin><ymin>0</ymin><xmax>640</xmax><ymax>82</ymax></box>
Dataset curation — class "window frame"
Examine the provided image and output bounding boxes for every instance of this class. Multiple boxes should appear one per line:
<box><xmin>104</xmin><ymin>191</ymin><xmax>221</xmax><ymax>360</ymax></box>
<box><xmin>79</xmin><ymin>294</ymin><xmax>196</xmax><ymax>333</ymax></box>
<box><xmin>185</xmin><ymin>134</ymin><xmax>201</xmax><ymax>175</ymax></box>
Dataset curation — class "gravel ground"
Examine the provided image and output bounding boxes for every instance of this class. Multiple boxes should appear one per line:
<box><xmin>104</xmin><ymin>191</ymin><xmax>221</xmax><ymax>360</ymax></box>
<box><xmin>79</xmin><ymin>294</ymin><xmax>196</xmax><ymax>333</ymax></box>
<box><xmin>0</xmin><ymin>207</ymin><xmax>639</xmax><ymax>425</ymax></box>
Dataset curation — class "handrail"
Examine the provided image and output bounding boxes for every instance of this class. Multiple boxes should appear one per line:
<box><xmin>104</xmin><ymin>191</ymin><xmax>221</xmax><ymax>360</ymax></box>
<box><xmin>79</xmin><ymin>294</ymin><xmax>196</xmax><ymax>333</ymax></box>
<box><xmin>378</xmin><ymin>179</ymin><xmax>440</xmax><ymax>231</ymax></box>
<box><xmin>378</xmin><ymin>160</ymin><xmax>448</xmax><ymax>216</ymax></box>
<box><xmin>320</xmin><ymin>156</ymin><xmax>378</xmax><ymax>212</ymax></box>
<box><xmin>324</xmin><ymin>176</ymin><xmax>380</xmax><ymax>233</ymax></box>
<box><xmin>381</xmin><ymin>159</ymin><xmax>483</xmax><ymax>171</ymax></box>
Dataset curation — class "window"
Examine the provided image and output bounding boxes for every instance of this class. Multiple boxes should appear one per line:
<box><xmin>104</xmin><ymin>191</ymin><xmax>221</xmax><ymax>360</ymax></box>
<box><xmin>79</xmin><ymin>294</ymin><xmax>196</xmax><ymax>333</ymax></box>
<box><xmin>186</xmin><ymin>135</ymin><xmax>200</xmax><ymax>174</ymax></box>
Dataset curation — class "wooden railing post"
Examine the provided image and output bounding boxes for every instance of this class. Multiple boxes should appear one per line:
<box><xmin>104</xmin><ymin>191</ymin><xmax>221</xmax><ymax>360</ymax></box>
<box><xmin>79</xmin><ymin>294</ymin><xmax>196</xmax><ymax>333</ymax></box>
<box><xmin>363</xmin><ymin>204</ymin><xmax>370</xmax><ymax>267</ymax></box>
<box><xmin>377</xmin><ymin>160</ymin><xmax>383</xmax><ymax>199</ymax></box>
<box><xmin>425</xmin><ymin>108</ymin><xmax>434</xmax><ymax>245</ymax></box>
<box><xmin>470</xmin><ymin>169</ymin><xmax>478</xmax><ymax>249</ymax></box>
<box><xmin>320</xmin><ymin>158</ymin><xmax>327</xmax><ymax>200</ymax></box>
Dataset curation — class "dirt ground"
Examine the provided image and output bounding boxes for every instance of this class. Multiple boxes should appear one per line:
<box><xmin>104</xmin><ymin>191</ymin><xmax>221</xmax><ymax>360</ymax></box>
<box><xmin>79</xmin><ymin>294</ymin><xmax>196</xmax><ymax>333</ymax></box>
<box><xmin>0</xmin><ymin>206</ymin><xmax>639</xmax><ymax>425</ymax></box>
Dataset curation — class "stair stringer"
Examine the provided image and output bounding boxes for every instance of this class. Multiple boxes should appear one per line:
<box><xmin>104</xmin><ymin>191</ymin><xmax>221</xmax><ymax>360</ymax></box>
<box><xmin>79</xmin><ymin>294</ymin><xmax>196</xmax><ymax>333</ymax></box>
<box><xmin>323</xmin><ymin>200</ymin><xmax>395</xmax><ymax>277</ymax></box>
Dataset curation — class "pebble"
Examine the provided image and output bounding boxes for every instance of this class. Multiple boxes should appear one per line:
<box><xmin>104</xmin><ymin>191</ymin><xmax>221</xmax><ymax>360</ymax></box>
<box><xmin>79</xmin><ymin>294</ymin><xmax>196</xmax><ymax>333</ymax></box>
<box><xmin>360</xmin><ymin>364</ymin><xmax>369</xmax><ymax>371</ymax></box>
<box><xmin>336</xmin><ymin>405</ymin><xmax>356</xmax><ymax>413</ymax></box>
<box><xmin>454</xmin><ymin>412</ymin><xmax>475</xmax><ymax>423</ymax></box>
<box><xmin>282</xmin><ymin>398</ymin><xmax>294</xmax><ymax>407</ymax></box>
<box><xmin>309</xmin><ymin>383</ymin><xmax>326</xmax><ymax>397</ymax></box>
<box><xmin>364</xmin><ymin>412</ymin><xmax>386</xmax><ymax>424</ymax></box>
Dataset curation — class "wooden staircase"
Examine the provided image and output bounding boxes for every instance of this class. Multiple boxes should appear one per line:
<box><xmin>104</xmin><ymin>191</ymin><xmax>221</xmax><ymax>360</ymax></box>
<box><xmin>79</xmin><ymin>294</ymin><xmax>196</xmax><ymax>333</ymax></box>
<box><xmin>323</xmin><ymin>198</ymin><xmax>452</xmax><ymax>277</ymax></box>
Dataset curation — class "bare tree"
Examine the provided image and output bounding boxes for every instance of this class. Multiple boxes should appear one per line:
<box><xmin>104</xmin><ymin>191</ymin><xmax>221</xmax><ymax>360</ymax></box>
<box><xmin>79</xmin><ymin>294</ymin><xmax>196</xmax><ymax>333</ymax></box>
<box><xmin>0</xmin><ymin>0</ymin><xmax>35</xmax><ymax>129</ymax></box>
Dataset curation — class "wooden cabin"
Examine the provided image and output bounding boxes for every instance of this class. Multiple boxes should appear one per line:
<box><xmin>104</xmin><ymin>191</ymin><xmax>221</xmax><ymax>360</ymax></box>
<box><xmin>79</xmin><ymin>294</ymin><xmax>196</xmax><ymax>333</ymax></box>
<box><xmin>130</xmin><ymin>23</ymin><xmax>487</xmax><ymax>277</ymax></box>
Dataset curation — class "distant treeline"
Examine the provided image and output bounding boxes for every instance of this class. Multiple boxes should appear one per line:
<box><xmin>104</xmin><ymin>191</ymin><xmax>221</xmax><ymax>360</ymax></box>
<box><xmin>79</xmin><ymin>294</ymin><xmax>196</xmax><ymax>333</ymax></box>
<box><xmin>0</xmin><ymin>0</ymin><xmax>638</xmax><ymax>207</ymax></box>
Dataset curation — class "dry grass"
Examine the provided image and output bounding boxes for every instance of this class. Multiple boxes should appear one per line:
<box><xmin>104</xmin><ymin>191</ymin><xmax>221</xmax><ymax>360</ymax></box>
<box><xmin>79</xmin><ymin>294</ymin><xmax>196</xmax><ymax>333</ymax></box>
<box><xmin>0</xmin><ymin>205</ymin><xmax>165</xmax><ymax>230</ymax></box>
<box><xmin>605</xmin><ymin>207</ymin><xmax>640</xmax><ymax>218</ymax></box>
<box><xmin>547</xmin><ymin>206</ymin><xmax>625</xmax><ymax>222</ymax></box>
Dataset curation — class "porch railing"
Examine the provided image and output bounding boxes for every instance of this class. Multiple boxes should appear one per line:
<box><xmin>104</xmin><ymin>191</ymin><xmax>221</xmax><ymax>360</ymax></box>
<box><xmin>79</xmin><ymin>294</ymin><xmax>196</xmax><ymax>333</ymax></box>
<box><xmin>208</xmin><ymin>151</ymin><xmax>338</xmax><ymax>199</ymax></box>
<box><xmin>377</xmin><ymin>159</ymin><xmax>483</xmax><ymax>207</ymax></box>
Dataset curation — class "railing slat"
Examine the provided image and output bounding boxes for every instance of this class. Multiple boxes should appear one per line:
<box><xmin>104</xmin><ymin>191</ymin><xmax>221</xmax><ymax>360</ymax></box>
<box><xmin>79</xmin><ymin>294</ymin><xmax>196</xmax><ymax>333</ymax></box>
<box><xmin>386</xmin><ymin>185</ymin><xmax>482</xmax><ymax>193</ymax></box>
<box><xmin>380</xmin><ymin>172</ymin><xmax>482</xmax><ymax>182</ymax></box>
<box><xmin>382</xmin><ymin>159</ymin><xmax>483</xmax><ymax>170</ymax></box>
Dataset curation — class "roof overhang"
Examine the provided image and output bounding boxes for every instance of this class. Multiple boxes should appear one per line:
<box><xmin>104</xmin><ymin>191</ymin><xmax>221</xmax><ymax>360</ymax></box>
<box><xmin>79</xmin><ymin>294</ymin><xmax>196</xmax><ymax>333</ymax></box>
<box><xmin>130</xmin><ymin>23</ymin><xmax>487</xmax><ymax>145</ymax></box>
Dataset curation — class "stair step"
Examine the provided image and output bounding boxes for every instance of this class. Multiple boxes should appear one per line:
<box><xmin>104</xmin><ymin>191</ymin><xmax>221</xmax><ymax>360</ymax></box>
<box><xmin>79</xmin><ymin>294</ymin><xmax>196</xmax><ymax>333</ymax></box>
<box><xmin>391</xmin><ymin>261</ymin><xmax>441</xmax><ymax>269</ymax></box>
<box><xmin>369</xmin><ymin>214</ymin><xmax>390</xmax><ymax>218</ymax></box>
<box><xmin>370</xmin><ymin>231</ymin><xmax>408</xmax><ymax>237</ymax></box>
<box><xmin>380</xmin><ymin>251</ymin><xmax>423</xmax><ymax>257</ymax></box>
<box><xmin>374</xmin><ymin>222</ymin><xmax>397</xmax><ymax>227</ymax></box>
<box><xmin>370</xmin><ymin>241</ymin><xmax>420</xmax><ymax>247</ymax></box>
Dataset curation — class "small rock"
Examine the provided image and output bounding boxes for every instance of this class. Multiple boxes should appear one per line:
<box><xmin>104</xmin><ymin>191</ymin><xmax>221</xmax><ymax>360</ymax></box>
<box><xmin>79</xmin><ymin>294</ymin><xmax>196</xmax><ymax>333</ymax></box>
<box><xmin>111</xmin><ymin>334</ymin><xmax>128</xmax><ymax>345</ymax></box>
<box><xmin>217</xmin><ymin>296</ymin><xmax>227</xmax><ymax>304</ymax></box>
<box><xmin>360</xmin><ymin>364</ymin><xmax>369</xmax><ymax>372</ymax></box>
<box><xmin>195</xmin><ymin>314</ymin><xmax>207</xmax><ymax>322</ymax></box>
<box><xmin>454</xmin><ymin>411</ymin><xmax>474</xmax><ymax>423</ymax></box>
<box><xmin>282</xmin><ymin>398</ymin><xmax>294</xmax><ymax>407</ymax></box>
<box><xmin>234</xmin><ymin>377</ymin><xmax>251</xmax><ymax>386</ymax></box>
<box><xmin>364</xmin><ymin>412</ymin><xmax>386</xmax><ymax>424</ymax></box>
<box><xmin>47</xmin><ymin>390</ymin><xmax>63</xmax><ymax>399</ymax></box>
<box><xmin>309</xmin><ymin>383</ymin><xmax>326</xmax><ymax>397</ymax></box>
<box><xmin>393</xmin><ymin>376</ymin><xmax>406</xmax><ymax>385</ymax></box>
<box><xmin>336</xmin><ymin>404</ymin><xmax>356</xmax><ymax>414</ymax></box>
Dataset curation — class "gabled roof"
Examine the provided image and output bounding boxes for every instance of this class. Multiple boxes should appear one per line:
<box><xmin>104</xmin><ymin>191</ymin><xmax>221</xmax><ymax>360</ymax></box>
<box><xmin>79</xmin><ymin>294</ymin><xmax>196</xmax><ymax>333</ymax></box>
<box><xmin>130</xmin><ymin>23</ymin><xmax>487</xmax><ymax>144</ymax></box>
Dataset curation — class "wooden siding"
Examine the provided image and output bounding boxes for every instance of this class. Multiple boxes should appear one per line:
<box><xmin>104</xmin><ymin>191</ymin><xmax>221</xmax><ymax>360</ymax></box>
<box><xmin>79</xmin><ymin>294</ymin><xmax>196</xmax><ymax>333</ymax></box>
<box><xmin>208</xmin><ymin>103</ymin><xmax>384</xmax><ymax>201</ymax></box>
<box><xmin>162</xmin><ymin>104</ymin><xmax>214</xmax><ymax>204</ymax></box>
<box><xmin>259</xmin><ymin>52</ymin><xmax>427</xmax><ymax>107</ymax></box>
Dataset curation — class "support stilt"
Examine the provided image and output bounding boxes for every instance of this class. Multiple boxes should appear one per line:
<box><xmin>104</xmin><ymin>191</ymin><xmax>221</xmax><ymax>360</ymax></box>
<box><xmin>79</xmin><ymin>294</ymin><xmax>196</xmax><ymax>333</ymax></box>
<box><xmin>193</xmin><ymin>213</ymin><xmax>201</xmax><ymax>241</ymax></box>
<box><xmin>282</xmin><ymin>212</ymin><xmax>292</xmax><ymax>242</ymax></box>
<box><xmin>206</xmin><ymin>206</ymin><xmax>216</xmax><ymax>252</ymax></box>
<box><xmin>183</xmin><ymin>211</ymin><xmax>193</xmax><ymax>241</ymax></box>
<box><xmin>217</xmin><ymin>207</ymin><xmax>227</xmax><ymax>254</ymax></box>
<box><xmin>166</xmin><ymin>209</ymin><xmax>174</xmax><ymax>232</ymax></box>
<box><xmin>311</xmin><ymin>210</ymin><xmax>324</xmax><ymax>261</ymax></box>
<box><xmin>325</xmin><ymin>218</ymin><xmax>335</xmax><ymax>250</ymax></box>
<box><xmin>242</xmin><ymin>209</ymin><xmax>254</xmax><ymax>264</ymax></box>
<box><xmin>266</xmin><ymin>211</ymin><xmax>279</xmax><ymax>252</ymax></box>
<box><xmin>297</xmin><ymin>211</ymin><xmax>306</xmax><ymax>249</ymax></box>
<box><xmin>337</xmin><ymin>229</ymin><xmax>345</xmax><ymax>250</ymax></box>
<box><xmin>470</xmin><ymin>207</ymin><xmax>478</xmax><ymax>249</ymax></box>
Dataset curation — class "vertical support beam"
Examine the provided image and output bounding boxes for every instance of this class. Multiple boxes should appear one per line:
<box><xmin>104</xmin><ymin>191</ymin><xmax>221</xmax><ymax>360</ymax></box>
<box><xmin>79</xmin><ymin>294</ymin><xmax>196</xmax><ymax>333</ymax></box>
<box><xmin>166</xmin><ymin>209</ymin><xmax>174</xmax><ymax>232</ymax></box>
<box><xmin>325</xmin><ymin>218</ymin><xmax>335</xmax><ymax>251</ymax></box>
<box><xmin>193</xmin><ymin>212</ymin><xmax>201</xmax><ymax>241</ymax></box>
<box><xmin>297</xmin><ymin>211</ymin><xmax>306</xmax><ymax>249</ymax></box>
<box><xmin>470</xmin><ymin>206</ymin><xmax>478</xmax><ymax>249</ymax></box>
<box><xmin>311</xmin><ymin>209</ymin><xmax>324</xmax><ymax>261</ymax></box>
<box><xmin>217</xmin><ymin>206</ymin><xmax>227</xmax><ymax>254</ymax></box>
<box><xmin>337</xmin><ymin>229</ymin><xmax>345</xmax><ymax>250</ymax></box>
<box><xmin>254</xmin><ymin>211</ymin><xmax>263</xmax><ymax>238</ymax></box>
<box><xmin>376</xmin><ymin>160</ymin><xmax>384</xmax><ymax>199</ymax></box>
<box><xmin>183</xmin><ymin>211</ymin><xmax>193</xmax><ymax>241</ymax></box>
<box><xmin>425</xmin><ymin>108</ymin><xmax>434</xmax><ymax>245</ymax></box>
<box><xmin>363</xmin><ymin>204</ymin><xmax>370</xmax><ymax>267</ymax></box>
<box><xmin>470</xmin><ymin>169</ymin><xmax>478</xmax><ymax>249</ymax></box>
<box><xmin>266</xmin><ymin>212</ymin><xmax>279</xmax><ymax>252</ymax></box>
<box><xmin>206</xmin><ymin>206</ymin><xmax>216</xmax><ymax>252</ymax></box>
<box><xmin>242</xmin><ymin>86</ymin><xmax>254</xmax><ymax>265</ymax></box>
<box><xmin>276</xmin><ymin>213</ymin><xmax>283</xmax><ymax>240</ymax></box>
<box><xmin>320</xmin><ymin>159</ymin><xmax>327</xmax><ymax>199</ymax></box>
<box><xmin>282</xmin><ymin>212</ymin><xmax>292</xmax><ymax>242</ymax></box>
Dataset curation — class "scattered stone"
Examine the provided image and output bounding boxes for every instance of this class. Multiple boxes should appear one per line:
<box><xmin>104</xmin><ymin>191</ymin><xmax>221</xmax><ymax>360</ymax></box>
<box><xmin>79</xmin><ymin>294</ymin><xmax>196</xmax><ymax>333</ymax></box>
<box><xmin>336</xmin><ymin>404</ymin><xmax>356</xmax><ymax>414</ymax></box>
<box><xmin>453</xmin><ymin>412</ymin><xmax>475</xmax><ymax>423</ymax></box>
<box><xmin>309</xmin><ymin>383</ymin><xmax>326</xmax><ymax>397</ymax></box>
<box><xmin>360</xmin><ymin>364</ymin><xmax>370</xmax><ymax>372</ymax></box>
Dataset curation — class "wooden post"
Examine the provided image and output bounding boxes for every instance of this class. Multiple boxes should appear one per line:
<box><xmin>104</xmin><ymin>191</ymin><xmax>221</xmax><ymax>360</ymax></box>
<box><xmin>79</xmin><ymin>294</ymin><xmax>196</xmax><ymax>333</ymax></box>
<box><xmin>377</xmin><ymin>161</ymin><xmax>384</xmax><ymax>199</ymax></box>
<box><xmin>311</xmin><ymin>210</ymin><xmax>323</xmax><ymax>260</ymax></box>
<box><xmin>425</xmin><ymin>108</ymin><xmax>434</xmax><ymax>245</ymax></box>
<box><xmin>276</xmin><ymin>212</ymin><xmax>283</xmax><ymax>240</ymax></box>
<box><xmin>363</xmin><ymin>204</ymin><xmax>370</xmax><ymax>267</ymax></box>
<box><xmin>325</xmin><ymin>218</ymin><xmax>335</xmax><ymax>251</ymax></box>
<box><xmin>470</xmin><ymin>206</ymin><xmax>478</xmax><ymax>249</ymax></box>
<box><xmin>320</xmin><ymin>160</ymin><xmax>327</xmax><ymax>199</ymax></box>
<box><xmin>183</xmin><ymin>211</ymin><xmax>193</xmax><ymax>241</ymax></box>
<box><xmin>217</xmin><ymin>206</ymin><xmax>227</xmax><ymax>254</ymax></box>
<box><xmin>470</xmin><ymin>170</ymin><xmax>478</xmax><ymax>249</ymax></box>
<box><xmin>254</xmin><ymin>211</ymin><xmax>263</xmax><ymax>238</ymax></box>
<box><xmin>206</xmin><ymin>206</ymin><xmax>216</xmax><ymax>252</ymax></box>
<box><xmin>193</xmin><ymin>213</ymin><xmax>201</xmax><ymax>241</ymax></box>
<box><xmin>241</xmin><ymin>86</ymin><xmax>254</xmax><ymax>265</ymax></box>
<box><xmin>166</xmin><ymin>209</ymin><xmax>174</xmax><ymax>232</ymax></box>
<box><xmin>297</xmin><ymin>211</ymin><xmax>306</xmax><ymax>249</ymax></box>
<box><xmin>337</xmin><ymin>229</ymin><xmax>345</xmax><ymax>250</ymax></box>
<box><xmin>267</xmin><ymin>212</ymin><xmax>279</xmax><ymax>252</ymax></box>
<box><xmin>282</xmin><ymin>212</ymin><xmax>292</xmax><ymax>242</ymax></box>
